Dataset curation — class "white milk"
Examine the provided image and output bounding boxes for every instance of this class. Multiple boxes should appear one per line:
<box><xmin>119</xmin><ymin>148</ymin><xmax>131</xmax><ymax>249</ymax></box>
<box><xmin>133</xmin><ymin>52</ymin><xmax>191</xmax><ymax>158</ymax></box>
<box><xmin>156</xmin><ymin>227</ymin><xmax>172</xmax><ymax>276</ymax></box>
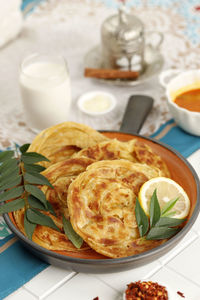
<box><xmin>20</xmin><ymin>59</ymin><xmax>71</xmax><ymax>132</ymax></box>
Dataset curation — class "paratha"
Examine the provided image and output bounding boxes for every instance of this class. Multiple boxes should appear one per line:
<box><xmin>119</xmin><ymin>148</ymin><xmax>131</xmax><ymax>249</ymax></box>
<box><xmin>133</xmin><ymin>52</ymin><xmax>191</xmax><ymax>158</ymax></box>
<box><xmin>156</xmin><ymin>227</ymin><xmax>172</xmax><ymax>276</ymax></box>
<box><xmin>67</xmin><ymin>160</ymin><xmax>164</xmax><ymax>258</ymax></box>
<box><xmin>73</xmin><ymin>139</ymin><xmax>170</xmax><ymax>177</ymax></box>
<box><xmin>28</xmin><ymin>122</ymin><xmax>108</xmax><ymax>167</ymax></box>
<box><xmin>14</xmin><ymin>157</ymin><xmax>94</xmax><ymax>252</ymax></box>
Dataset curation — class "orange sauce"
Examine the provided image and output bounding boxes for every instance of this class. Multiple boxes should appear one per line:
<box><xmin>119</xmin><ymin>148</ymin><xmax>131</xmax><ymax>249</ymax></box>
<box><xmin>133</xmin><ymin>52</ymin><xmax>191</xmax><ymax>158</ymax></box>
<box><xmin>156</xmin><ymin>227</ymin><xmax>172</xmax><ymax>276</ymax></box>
<box><xmin>174</xmin><ymin>88</ymin><xmax>200</xmax><ymax>112</ymax></box>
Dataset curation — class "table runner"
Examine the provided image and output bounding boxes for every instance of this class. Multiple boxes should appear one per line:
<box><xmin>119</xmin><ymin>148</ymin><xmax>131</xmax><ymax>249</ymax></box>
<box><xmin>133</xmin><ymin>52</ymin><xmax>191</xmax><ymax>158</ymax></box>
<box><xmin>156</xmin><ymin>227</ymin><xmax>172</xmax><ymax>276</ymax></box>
<box><xmin>1</xmin><ymin>119</ymin><xmax>200</xmax><ymax>299</ymax></box>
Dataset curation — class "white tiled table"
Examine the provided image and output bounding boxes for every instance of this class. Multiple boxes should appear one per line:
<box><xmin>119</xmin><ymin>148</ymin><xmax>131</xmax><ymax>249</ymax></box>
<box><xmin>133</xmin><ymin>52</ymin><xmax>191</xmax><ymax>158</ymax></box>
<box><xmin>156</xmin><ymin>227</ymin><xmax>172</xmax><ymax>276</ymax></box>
<box><xmin>5</xmin><ymin>150</ymin><xmax>200</xmax><ymax>300</ymax></box>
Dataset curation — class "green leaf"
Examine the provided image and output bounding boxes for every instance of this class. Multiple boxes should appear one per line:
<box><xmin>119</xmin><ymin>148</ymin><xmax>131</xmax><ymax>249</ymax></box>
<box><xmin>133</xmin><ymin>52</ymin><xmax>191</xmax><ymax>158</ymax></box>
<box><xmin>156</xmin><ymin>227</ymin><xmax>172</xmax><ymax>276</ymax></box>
<box><xmin>146</xmin><ymin>226</ymin><xmax>180</xmax><ymax>240</ymax></box>
<box><xmin>26</xmin><ymin>208</ymin><xmax>60</xmax><ymax>231</ymax></box>
<box><xmin>24</xmin><ymin>172</ymin><xmax>53</xmax><ymax>188</ymax></box>
<box><xmin>155</xmin><ymin>217</ymin><xmax>185</xmax><ymax>228</ymax></box>
<box><xmin>0</xmin><ymin>186</ymin><xmax>24</xmax><ymax>202</ymax></box>
<box><xmin>0</xmin><ymin>151</ymin><xmax>14</xmax><ymax>163</ymax></box>
<box><xmin>46</xmin><ymin>201</ymin><xmax>57</xmax><ymax>217</ymax></box>
<box><xmin>0</xmin><ymin>175</ymin><xmax>22</xmax><ymax>191</ymax></box>
<box><xmin>0</xmin><ymin>158</ymin><xmax>18</xmax><ymax>173</ymax></box>
<box><xmin>0</xmin><ymin>198</ymin><xmax>25</xmax><ymax>213</ymax></box>
<box><xmin>150</xmin><ymin>189</ymin><xmax>161</xmax><ymax>228</ymax></box>
<box><xmin>21</xmin><ymin>152</ymin><xmax>49</xmax><ymax>164</ymax></box>
<box><xmin>0</xmin><ymin>166</ymin><xmax>19</xmax><ymax>183</ymax></box>
<box><xmin>25</xmin><ymin>185</ymin><xmax>47</xmax><ymax>208</ymax></box>
<box><xmin>28</xmin><ymin>194</ymin><xmax>46</xmax><ymax>210</ymax></box>
<box><xmin>24</xmin><ymin>210</ymin><xmax>37</xmax><ymax>240</ymax></box>
<box><xmin>162</xmin><ymin>211</ymin><xmax>176</xmax><ymax>218</ymax></box>
<box><xmin>62</xmin><ymin>215</ymin><xmax>83</xmax><ymax>249</ymax></box>
<box><xmin>20</xmin><ymin>144</ymin><xmax>30</xmax><ymax>154</ymax></box>
<box><xmin>24</xmin><ymin>163</ymin><xmax>46</xmax><ymax>173</ymax></box>
<box><xmin>135</xmin><ymin>198</ymin><xmax>149</xmax><ymax>237</ymax></box>
<box><xmin>161</xmin><ymin>197</ymin><xmax>179</xmax><ymax>217</ymax></box>
<box><xmin>28</xmin><ymin>195</ymin><xmax>56</xmax><ymax>216</ymax></box>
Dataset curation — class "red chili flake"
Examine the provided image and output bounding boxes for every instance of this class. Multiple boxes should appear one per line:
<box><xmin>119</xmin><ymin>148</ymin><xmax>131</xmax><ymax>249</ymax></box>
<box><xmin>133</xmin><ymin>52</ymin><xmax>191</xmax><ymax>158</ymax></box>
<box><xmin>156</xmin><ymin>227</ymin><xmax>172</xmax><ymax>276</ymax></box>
<box><xmin>125</xmin><ymin>280</ymin><xmax>168</xmax><ymax>299</ymax></box>
<box><xmin>177</xmin><ymin>291</ymin><xmax>185</xmax><ymax>298</ymax></box>
<box><xmin>195</xmin><ymin>6</ymin><xmax>200</xmax><ymax>11</ymax></box>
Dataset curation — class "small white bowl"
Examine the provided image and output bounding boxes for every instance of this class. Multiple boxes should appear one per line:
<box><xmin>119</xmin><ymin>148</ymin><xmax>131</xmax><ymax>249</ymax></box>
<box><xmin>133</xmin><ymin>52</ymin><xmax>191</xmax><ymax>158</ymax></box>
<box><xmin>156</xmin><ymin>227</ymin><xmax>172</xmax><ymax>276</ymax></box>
<box><xmin>77</xmin><ymin>90</ymin><xmax>116</xmax><ymax>116</ymax></box>
<box><xmin>159</xmin><ymin>69</ymin><xmax>200</xmax><ymax>136</ymax></box>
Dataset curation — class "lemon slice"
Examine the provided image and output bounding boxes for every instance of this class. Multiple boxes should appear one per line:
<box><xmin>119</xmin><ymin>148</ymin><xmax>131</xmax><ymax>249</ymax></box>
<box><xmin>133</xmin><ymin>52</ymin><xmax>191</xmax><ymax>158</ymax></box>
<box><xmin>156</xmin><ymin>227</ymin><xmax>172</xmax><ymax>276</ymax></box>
<box><xmin>138</xmin><ymin>177</ymin><xmax>190</xmax><ymax>219</ymax></box>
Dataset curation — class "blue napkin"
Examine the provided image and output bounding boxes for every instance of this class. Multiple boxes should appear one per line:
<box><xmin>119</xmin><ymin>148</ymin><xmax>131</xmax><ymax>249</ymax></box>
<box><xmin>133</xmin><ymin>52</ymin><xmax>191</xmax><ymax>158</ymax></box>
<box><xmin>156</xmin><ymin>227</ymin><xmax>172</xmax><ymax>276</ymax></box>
<box><xmin>0</xmin><ymin>119</ymin><xmax>200</xmax><ymax>299</ymax></box>
<box><xmin>151</xmin><ymin>119</ymin><xmax>200</xmax><ymax>158</ymax></box>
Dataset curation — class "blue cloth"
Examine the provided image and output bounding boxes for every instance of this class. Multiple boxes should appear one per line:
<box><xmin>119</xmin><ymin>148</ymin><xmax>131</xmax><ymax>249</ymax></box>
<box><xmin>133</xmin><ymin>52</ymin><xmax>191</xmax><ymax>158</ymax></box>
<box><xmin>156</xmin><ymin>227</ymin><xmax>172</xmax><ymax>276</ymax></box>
<box><xmin>0</xmin><ymin>235</ymin><xmax>48</xmax><ymax>300</ymax></box>
<box><xmin>151</xmin><ymin>119</ymin><xmax>200</xmax><ymax>158</ymax></box>
<box><xmin>0</xmin><ymin>119</ymin><xmax>200</xmax><ymax>299</ymax></box>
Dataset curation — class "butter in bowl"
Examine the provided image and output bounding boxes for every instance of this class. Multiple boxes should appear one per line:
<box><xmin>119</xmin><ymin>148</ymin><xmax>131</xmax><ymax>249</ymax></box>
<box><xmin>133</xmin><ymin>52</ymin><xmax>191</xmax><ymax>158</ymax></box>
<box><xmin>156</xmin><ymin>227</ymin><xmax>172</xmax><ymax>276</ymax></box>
<box><xmin>77</xmin><ymin>90</ymin><xmax>116</xmax><ymax>116</ymax></box>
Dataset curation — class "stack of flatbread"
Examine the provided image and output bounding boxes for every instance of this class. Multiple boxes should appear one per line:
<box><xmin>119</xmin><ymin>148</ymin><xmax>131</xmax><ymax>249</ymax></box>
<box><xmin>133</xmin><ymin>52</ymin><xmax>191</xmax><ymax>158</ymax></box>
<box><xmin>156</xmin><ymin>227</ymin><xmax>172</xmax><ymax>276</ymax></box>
<box><xmin>14</xmin><ymin>122</ymin><xmax>170</xmax><ymax>258</ymax></box>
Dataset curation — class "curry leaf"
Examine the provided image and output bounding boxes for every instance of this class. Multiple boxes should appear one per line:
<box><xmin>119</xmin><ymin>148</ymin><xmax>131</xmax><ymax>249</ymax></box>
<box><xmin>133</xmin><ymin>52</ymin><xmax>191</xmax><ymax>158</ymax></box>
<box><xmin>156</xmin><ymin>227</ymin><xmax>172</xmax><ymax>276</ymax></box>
<box><xmin>25</xmin><ymin>185</ymin><xmax>47</xmax><ymax>208</ymax></box>
<box><xmin>0</xmin><ymin>151</ymin><xmax>14</xmax><ymax>163</ymax></box>
<box><xmin>135</xmin><ymin>198</ymin><xmax>149</xmax><ymax>237</ymax></box>
<box><xmin>62</xmin><ymin>215</ymin><xmax>83</xmax><ymax>249</ymax></box>
<box><xmin>0</xmin><ymin>175</ymin><xmax>22</xmax><ymax>191</ymax></box>
<box><xmin>0</xmin><ymin>167</ymin><xmax>19</xmax><ymax>183</ymax></box>
<box><xmin>155</xmin><ymin>217</ymin><xmax>185</xmax><ymax>228</ymax></box>
<box><xmin>0</xmin><ymin>158</ymin><xmax>18</xmax><ymax>173</ymax></box>
<box><xmin>26</xmin><ymin>208</ymin><xmax>60</xmax><ymax>231</ymax></box>
<box><xmin>24</xmin><ymin>163</ymin><xmax>46</xmax><ymax>173</ymax></box>
<box><xmin>24</xmin><ymin>210</ymin><xmax>37</xmax><ymax>240</ymax></box>
<box><xmin>28</xmin><ymin>194</ymin><xmax>46</xmax><ymax>210</ymax></box>
<box><xmin>150</xmin><ymin>189</ymin><xmax>161</xmax><ymax>227</ymax></box>
<box><xmin>21</xmin><ymin>152</ymin><xmax>49</xmax><ymax>164</ymax></box>
<box><xmin>0</xmin><ymin>198</ymin><xmax>25</xmax><ymax>213</ymax></box>
<box><xmin>20</xmin><ymin>144</ymin><xmax>30</xmax><ymax>154</ymax></box>
<box><xmin>146</xmin><ymin>226</ymin><xmax>180</xmax><ymax>240</ymax></box>
<box><xmin>0</xmin><ymin>186</ymin><xmax>24</xmax><ymax>202</ymax></box>
<box><xmin>24</xmin><ymin>172</ymin><xmax>53</xmax><ymax>188</ymax></box>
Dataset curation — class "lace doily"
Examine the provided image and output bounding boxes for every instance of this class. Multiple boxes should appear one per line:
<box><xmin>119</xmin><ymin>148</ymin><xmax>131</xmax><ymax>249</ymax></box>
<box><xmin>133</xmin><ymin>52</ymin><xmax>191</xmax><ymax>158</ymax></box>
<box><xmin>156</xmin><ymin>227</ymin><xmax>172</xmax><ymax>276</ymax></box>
<box><xmin>0</xmin><ymin>0</ymin><xmax>199</xmax><ymax>149</ymax></box>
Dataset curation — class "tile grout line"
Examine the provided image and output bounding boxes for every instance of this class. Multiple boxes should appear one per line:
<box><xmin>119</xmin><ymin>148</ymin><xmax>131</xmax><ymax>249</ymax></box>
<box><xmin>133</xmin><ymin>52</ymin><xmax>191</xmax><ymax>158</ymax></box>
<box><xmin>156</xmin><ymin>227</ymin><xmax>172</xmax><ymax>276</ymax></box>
<box><xmin>165</xmin><ymin>265</ymin><xmax>200</xmax><ymax>289</ymax></box>
<box><xmin>41</xmin><ymin>272</ymin><xmax>78</xmax><ymax>300</ymax></box>
<box><xmin>94</xmin><ymin>261</ymin><xmax>163</xmax><ymax>294</ymax></box>
<box><xmin>158</xmin><ymin>233</ymin><xmax>199</xmax><ymax>266</ymax></box>
<box><xmin>21</xmin><ymin>286</ymin><xmax>38</xmax><ymax>299</ymax></box>
<box><xmin>23</xmin><ymin>272</ymin><xmax>78</xmax><ymax>300</ymax></box>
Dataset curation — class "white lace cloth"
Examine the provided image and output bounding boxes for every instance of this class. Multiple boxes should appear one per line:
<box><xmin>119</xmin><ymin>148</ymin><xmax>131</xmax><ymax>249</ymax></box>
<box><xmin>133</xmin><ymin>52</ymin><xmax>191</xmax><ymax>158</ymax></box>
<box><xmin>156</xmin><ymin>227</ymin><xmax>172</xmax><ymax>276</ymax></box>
<box><xmin>0</xmin><ymin>0</ymin><xmax>199</xmax><ymax>149</ymax></box>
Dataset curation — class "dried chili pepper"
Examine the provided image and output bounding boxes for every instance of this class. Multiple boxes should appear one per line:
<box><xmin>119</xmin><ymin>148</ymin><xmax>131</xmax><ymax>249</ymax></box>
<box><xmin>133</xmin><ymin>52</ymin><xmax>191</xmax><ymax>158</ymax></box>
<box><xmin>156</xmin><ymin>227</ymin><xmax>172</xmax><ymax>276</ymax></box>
<box><xmin>125</xmin><ymin>280</ymin><xmax>168</xmax><ymax>300</ymax></box>
<box><xmin>177</xmin><ymin>291</ymin><xmax>185</xmax><ymax>298</ymax></box>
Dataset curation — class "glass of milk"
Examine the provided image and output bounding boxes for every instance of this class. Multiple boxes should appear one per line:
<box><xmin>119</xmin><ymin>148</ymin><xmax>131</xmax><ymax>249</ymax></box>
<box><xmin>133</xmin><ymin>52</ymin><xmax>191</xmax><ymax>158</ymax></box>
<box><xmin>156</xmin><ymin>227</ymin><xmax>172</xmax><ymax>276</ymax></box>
<box><xmin>19</xmin><ymin>53</ymin><xmax>71</xmax><ymax>132</ymax></box>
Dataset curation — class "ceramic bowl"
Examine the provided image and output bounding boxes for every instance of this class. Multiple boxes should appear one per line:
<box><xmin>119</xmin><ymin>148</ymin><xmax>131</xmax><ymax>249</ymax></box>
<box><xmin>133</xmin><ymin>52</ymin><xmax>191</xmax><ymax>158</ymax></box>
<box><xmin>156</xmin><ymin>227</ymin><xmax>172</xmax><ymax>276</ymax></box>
<box><xmin>77</xmin><ymin>90</ymin><xmax>116</xmax><ymax>116</ymax></box>
<box><xmin>159</xmin><ymin>69</ymin><xmax>200</xmax><ymax>136</ymax></box>
<box><xmin>4</xmin><ymin>132</ymin><xmax>200</xmax><ymax>273</ymax></box>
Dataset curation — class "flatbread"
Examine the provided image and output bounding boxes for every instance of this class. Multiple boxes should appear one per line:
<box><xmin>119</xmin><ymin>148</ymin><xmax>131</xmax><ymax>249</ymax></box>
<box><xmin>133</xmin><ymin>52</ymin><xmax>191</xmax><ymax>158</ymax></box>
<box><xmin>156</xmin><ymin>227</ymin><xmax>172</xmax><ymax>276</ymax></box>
<box><xmin>67</xmin><ymin>160</ymin><xmax>164</xmax><ymax>258</ymax></box>
<box><xmin>73</xmin><ymin>139</ymin><xmax>170</xmax><ymax>177</ymax></box>
<box><xmin>41</xmin><ymin>157</ymin><xmax>95</xmax><ymax>218</ymax></box>
<box><xmin>28</xmin><ymin>122</ymin><xmax>108</xmax><ymax>167</ymax></box>
<box><xmin>13</xmin><ymin>157</ymin><xmax>94</xmax><ymax>252</ymax></box>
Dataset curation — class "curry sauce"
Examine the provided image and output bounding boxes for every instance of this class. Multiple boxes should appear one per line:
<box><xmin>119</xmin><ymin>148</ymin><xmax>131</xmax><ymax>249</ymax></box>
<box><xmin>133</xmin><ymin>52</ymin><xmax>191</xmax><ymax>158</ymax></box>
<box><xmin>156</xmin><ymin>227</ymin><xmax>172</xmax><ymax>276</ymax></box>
<box><xmin>174</xmin><ymin>88</ymin><xmax>200</xmax><ymax>112</ymax></box>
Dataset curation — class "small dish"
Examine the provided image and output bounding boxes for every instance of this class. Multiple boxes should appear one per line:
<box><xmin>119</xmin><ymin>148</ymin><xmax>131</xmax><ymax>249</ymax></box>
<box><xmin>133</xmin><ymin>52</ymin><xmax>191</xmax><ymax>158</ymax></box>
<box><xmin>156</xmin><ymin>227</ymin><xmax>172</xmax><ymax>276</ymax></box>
<box><xmin>77</xmin><ymin>90</ymin><xmax>116</xmax><ymax>116</ymax></box>
<box><xmin>84</xmin><ymin>45</ymin><xmax>164</xmax><ymax>87</ymax></box>
<box><xmin>159</xmin><ymin>69</ymin><xmax>200</xmax><ymax>136</ymax></box>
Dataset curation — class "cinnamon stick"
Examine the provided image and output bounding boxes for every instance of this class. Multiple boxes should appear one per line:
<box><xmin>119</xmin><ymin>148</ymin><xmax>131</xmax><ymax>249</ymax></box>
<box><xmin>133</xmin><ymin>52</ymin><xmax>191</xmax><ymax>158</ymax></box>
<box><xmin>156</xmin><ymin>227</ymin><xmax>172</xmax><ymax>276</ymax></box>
<box><xmin>84</xmin><ymin>68</ymin><xmax>139</xmax><ymax>80</ymax></box>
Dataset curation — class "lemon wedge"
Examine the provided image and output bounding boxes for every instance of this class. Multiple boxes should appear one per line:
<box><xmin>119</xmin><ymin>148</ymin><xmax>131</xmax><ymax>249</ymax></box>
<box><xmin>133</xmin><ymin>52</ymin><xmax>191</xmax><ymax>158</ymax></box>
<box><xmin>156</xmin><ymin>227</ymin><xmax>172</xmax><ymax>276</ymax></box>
<box><xmin>138</xmin><ymin>177</ymin><xmax>190</xmax><ymax>219</ymax></box>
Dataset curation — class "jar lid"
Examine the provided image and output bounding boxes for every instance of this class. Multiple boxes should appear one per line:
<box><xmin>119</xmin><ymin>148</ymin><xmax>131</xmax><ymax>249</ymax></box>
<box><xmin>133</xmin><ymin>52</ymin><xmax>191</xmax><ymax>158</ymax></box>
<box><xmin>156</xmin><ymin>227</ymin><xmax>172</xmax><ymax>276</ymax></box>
<box><xmin>101</xmin><ymin>6</ymin><xmax>144</xmax><ymax>44</ymax></box>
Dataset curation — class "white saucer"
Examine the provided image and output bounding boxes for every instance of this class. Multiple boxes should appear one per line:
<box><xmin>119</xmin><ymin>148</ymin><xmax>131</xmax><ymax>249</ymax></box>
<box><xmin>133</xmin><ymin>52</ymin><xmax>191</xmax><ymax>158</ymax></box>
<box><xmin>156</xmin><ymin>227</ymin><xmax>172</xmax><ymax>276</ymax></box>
<box><xmin>84</xmin><ymin>45</ymin><xmax>164</xmax><ymax>87</ymax></box>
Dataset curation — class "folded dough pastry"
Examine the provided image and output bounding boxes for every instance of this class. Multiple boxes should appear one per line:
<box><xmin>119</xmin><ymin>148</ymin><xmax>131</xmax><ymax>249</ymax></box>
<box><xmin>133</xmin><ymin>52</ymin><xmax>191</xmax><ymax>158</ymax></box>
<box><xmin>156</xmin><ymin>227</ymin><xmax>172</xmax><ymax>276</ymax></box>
<box><xmin>73</xmin><ymin>139</ymin><xmax>170</xmax><ymax>177</ymax></box>
<box><xmin>67</xmin><ymin>160</ymin><xmax>164</xmax><ymax>258</ymax></box>
<box><xmin>14</xmin><ymin>157</ymin><xmax>94</xmax><ymax>252</ymax></box>
<box><xmin>28</xmin><ymin>122</ymin><xmax>108</xmax><ymax>167</ymax></box>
